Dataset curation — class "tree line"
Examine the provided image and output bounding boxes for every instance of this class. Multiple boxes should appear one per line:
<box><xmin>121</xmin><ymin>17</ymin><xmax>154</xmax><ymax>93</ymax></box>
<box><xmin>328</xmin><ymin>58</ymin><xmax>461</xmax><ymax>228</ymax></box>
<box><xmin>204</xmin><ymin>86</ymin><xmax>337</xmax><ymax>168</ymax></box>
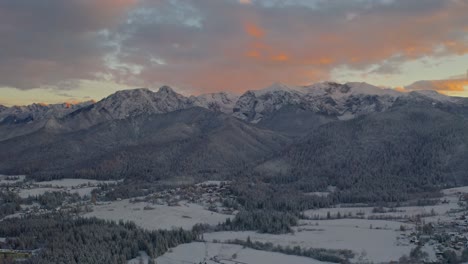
<box><xmin>0</xmin><ymin>215</ymin><xmax>198</xmax><ymax>264</ymax></box>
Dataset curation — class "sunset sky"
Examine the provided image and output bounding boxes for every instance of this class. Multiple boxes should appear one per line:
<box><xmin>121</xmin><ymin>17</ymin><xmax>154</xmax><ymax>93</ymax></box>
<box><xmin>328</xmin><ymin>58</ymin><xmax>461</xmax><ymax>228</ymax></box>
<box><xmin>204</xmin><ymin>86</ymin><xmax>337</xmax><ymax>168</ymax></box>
<box><xmin>0</xmin><ymin>0</ymin><xmax>467</xmax><ymax>106</ymax></box>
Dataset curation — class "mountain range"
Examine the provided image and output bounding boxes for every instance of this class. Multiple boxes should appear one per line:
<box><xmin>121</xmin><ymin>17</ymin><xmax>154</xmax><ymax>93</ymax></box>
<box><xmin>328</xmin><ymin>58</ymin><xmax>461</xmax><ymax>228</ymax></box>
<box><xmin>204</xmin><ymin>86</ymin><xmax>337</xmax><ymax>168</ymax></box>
<box><xmin>1</xmin><ymin>81</ymin><xmax>467</xmax><ymax>200</ymax></box>
<box><xmin>2</xmin><ymin>81</ymin><xmax>465</xmax><ymax>140</ymax></box>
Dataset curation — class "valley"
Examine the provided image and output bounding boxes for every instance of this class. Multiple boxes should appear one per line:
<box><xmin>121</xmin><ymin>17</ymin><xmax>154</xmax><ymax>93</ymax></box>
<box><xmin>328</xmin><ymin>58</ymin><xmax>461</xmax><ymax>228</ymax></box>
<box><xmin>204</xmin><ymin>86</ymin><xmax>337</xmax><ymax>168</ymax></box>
<box><xmin>1</xmin><ymin>174</ymin><xmax>468</xmax><ymax>263</ymax></box>
<box><xmin>1</xmin><ymin>82</ymin><xmax>468</xmax><ymax>263</ymax></box>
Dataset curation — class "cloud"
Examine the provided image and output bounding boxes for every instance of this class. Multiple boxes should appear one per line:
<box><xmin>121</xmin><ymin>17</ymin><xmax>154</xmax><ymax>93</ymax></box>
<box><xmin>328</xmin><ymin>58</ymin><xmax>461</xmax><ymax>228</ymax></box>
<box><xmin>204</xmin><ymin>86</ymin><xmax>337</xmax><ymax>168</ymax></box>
<box><xmin>0</xmin><ymin>0</ymin><xmax>467</xmax><ymax>96</ymax></box>
<box><xmin>108</xmin><ymin>0</ymin><xmax>468</xmax><ymax>93</ymax></box>
<box><xmin>0</xmin><ymin>0</ymin><xmax>137</xmax><ymax>89</ymax></box>
<box><xmin>244</xmin><ymin>22</ymin><xmax>265</xmax><ymax>38</ymax></box>
<box><xmin>404</xmin><ymin>79</ymin><xmax>468</xmax><ymax>94</ymax></box>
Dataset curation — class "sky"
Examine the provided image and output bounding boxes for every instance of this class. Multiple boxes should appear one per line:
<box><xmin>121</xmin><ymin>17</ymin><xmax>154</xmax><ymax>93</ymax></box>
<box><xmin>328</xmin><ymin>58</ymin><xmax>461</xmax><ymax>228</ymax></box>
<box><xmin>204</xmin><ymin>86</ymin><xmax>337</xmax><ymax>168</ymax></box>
<box><xmin>0</xmin><ymin>0</ymin><xmax>467</xmax><ymax>106</ymax></box>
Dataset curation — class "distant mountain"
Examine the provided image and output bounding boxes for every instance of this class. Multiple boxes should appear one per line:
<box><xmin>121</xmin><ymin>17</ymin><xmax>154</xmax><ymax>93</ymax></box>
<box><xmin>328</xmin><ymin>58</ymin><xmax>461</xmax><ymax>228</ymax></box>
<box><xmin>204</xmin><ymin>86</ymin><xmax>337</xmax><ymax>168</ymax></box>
<box><xmin>0</xmin><ymin>107</ymin><xmax>289</xmax><ymax>180</ymax></box>
<box><xmin>2</xmin><ymin>82</ymin><xmax>465</xmax><ymax>142</ymax></box>
<box><xmin>1</xmin><ymin>81</ymin><xmax>468</xmax><ymax>202</ymax></box>
<box><xmin>0</xmin><ymin>102</ymin><xmax>93</xmax><ymax>124</ymax></box>
<box><xmin>53</xmin><ymin>86</ymin><xmax>193</xmax><ymax>131</ymax></box>
<box><xmin>90</xmin><ymin>86</ymin><xmax>192</xmax><ymax>119</ymax></box>
<box><xmin>0</xmin><ymin>101</ymin><xmax>93</xmax><ymax>141</ymax></box>
<box><xmin>232</xmin><ymin>81</ymin><xmax>468</xmax><ymax>125</ymax></box>
<box><xmin>233</xmin><ymin>82</ymin><xmax>405</xmax><ymax>123</ymax></box>
<box><xmin>190</xmin><ymin>92</ymin><xmax>239</xmax><ymax>114</ymax></box>
<box><xmin>233</xmin><ymin>83</ymin><xmax>305</xmax><ymax>123</ymax></box>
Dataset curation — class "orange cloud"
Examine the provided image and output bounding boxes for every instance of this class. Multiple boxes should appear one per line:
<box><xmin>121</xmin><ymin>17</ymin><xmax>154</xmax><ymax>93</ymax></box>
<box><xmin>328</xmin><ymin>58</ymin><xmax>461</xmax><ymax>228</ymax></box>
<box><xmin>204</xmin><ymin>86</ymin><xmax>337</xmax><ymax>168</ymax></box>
<box><xmin>246</xmin><ymin>50</ymin><xmax>260</xmax><ymax>58</ymax></box>
<box><xmin>394</xmin><ymin>86</ymin><xmax>408</xmax><ymax>93</ymax></box>
<box><xmin>317</xmin><ymin>57</ymin><xmax>334</xmax><ymax>65</ymax></box>
<box><xmin>7</xmin><ymin>0</ymin><xmax>468</xmax><ymax>102</ymax></box>
<box><xmin>430</xmin><ymin>79</ymin><xmax>468</xmax><ymax>92</ymax></box>
<box><xmin>244</xmin><ymin>22</ymin><xmax>265</xmax><ymax>39</ymax></box>
<box><xmin>271</xmin><ymin>54</ymin><xmax>289</xmax><ymax>62</ymax></box>
<box><xmin>405</xmin><ymin>79</ymin><xmax>468</xmax><ymax>93</ymax></box>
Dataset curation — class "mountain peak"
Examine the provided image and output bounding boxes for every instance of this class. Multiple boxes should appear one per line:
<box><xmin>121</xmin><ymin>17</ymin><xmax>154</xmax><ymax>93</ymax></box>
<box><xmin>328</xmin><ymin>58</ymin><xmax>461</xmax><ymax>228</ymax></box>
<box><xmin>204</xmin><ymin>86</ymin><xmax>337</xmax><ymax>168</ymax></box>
<box><xmin>68</xmin><ymin>85</ymin><xmax>187</xmax><ymax>118</ymax></box>
<box><xmin>107</xmin><ymin>88</ymin><xmax>153</xmax><ymax>99</ymax></box>
<box><xmin>303</xmin><ymin>81</ymin><xmax>401</xmax><ymax>97</ymax></box>
<box><xmin>157</xmin><ymin>85</ymin><xmax>176</xmax><ymax>94</ymax></box>
<box><xmin>253</xmin><ymin>82</ymin><xmax>302</xmax><ymax>96</ymax></box>
<box><xmin>191</xmin><ymin>91</ymin><xmax>240</xmax><ymax>113</ymax></box>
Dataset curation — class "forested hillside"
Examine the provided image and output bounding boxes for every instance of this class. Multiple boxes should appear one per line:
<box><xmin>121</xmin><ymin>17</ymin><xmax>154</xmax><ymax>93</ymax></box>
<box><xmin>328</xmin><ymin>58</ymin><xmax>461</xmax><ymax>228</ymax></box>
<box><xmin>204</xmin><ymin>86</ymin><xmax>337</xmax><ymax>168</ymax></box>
<box><xmin>0</xmin><ymin>216</ymin><xmax>197</xmax><ymax>264</ymax></box>
<box><xmin>1</xmin><ymin>86</ymin><xmax>468</xmax><ymax>205</ymax></box>
<box><xmin>0</xmin><ymin>107</ymin><xmax>288</xmax><ymax>180</ymax></box>
<box><xmin>260</xmin><ymin>103</ymin><xmax>468</xmax><ymax>203</ymax></box>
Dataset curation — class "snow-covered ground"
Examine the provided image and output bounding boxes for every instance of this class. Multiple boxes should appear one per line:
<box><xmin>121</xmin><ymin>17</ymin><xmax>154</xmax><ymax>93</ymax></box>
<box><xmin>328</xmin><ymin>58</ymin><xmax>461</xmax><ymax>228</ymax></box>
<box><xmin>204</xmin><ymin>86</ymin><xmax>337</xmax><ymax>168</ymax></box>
<box><xmin>85</xmin><ymin>199</ymin><xmax>232</xmax><ymax>230</ymax></box>
<box><xmin>304</xmin><ymin>196</ymin><xmax>459</xmax><ymax>221</ymax></box>
<box><xmin>205</xmin><ymin>219</ymin><xmax>414</xmax><ymax>263</ymax></box>
<box><xmin>195</xmin><ymin>180</ymin><xmax>230</xmax><ymax>187</ymax></box>
<box><xmin>0</xmin><ymin>174</ymin><xmax>25</xmax><ymax>185</ymax></box>
<box><xmin>16</xmin><ymin>178</ymin><xmax>119</xmax><ymax>198</ymax></box>
<box><xmin>155</xmin><ymin>242</ymin><xmax>330</xmax><ymax>264</ymax></box>
<box><xmin>442</xmin><ymin>185</ymin><xmax>468</xmax><ymax>195</ymax></box>
<box><xmin>18</xmin><ymin>187</ymin><xmax>60</xmax><ymax>198</ymax></box>
<box><xmin>18</xmin><ymin>186</ymin><xmax>97</xmax><ymax>198</ymax></box>
<box><xmin>128</xmin><ymin>251</ymin><xmax>150</xmax><ymax>264</ymax></box>
<box><xmin>35</xmin><ymin>178</ymin><xmax>120</xmax><ymax>188</ymax></box>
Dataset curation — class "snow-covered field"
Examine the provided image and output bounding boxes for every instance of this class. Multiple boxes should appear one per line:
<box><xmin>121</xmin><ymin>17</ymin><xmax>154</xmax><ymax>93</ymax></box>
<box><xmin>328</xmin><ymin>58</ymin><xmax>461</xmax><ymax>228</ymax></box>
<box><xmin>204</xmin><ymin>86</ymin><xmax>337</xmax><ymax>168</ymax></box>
<box><xmin>442</xmin><ymin>185</ymin><xmax>468</xmax><ymax>195</ymax></box>
<box><xmin>205</xmin><ymin>219</ymin><xmax>414</xmax><ymax>263</ymax></box>
<box><xmin>35</xmin><ymin>178</ymin><xmax>120</xmax><ymax>188</ymax></box>
<box><xmin>18</xmin><ymin>186</ymin><xmax>98</xmax><ymax>198</ymax></box>
<box><xmin>155</xmin><ymin>242</ymin><xmax>330</xmax><ymax>264</ymax></box>
<box><xmin>18</xmin><ymin>187</ymin><xmax>60</xmax><ymax>198</ymax></box>
<box><xmin>85</xmin><ymin>199</ymin><xmax>232</xmax><ymax>230</ymax></box>
<box><xmin>304</xmin><ymin>197</ymin><xmax>459</xmax><ymax>221</ymax></box>
<box><xmin>16</xmin><ymin>178</ymin><xmax>119</xmax><ymax>198</ymax></box>
<box><xmin>0</xmin><ymin>174</ymin><xmax>25</xmax><ymax>185</ymax></box>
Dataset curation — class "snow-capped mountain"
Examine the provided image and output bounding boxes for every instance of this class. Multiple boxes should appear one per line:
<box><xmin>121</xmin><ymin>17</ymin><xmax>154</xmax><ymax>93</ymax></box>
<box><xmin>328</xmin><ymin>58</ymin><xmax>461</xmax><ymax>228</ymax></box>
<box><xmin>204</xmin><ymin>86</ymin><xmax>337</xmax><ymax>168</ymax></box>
<box><xmin>301</xmin><ymin>82</ymin><xmax>404</xmax><ymax>120</ymax></box>
<box><xmin>190</xmin><ymin>92</ymin><xmax>239</xmax><ymax>113</ymax></box>
<box><xmin>302</xmin><ymin>82</ymin><xmax>400</xmax><ymax>97</ymax></box>
<box><xmin>233</xmin><ymin>83</ymin><xmax>306</xmax><ymax>123</ymax></box>
<box><xmin>90</xmin><ymin>86</ymin><xmax>192</xmax><ymax>119</ymax></box>
<box><xmin>0</xmin><ymin>101</ymin><xmax>93</xmax><ymax>125</ymax></box>
<box><xmin>55</xmin><ymin>86</ymin><xmax>194</xmax><ymax>131</ymax></box>
<box><xmin>233</xmin><ymin>81</ymin><xmax>406</xmax><ymax>122</ymax></box>
<box><xmin>2</xmin><ymin>81</ymin><xmax>466</xmax><ymax>141</ymax></box>
<box><xmin>0</xmin><ymin>101</ymin><xmax>94</xmax><ymax>141</ymax></box>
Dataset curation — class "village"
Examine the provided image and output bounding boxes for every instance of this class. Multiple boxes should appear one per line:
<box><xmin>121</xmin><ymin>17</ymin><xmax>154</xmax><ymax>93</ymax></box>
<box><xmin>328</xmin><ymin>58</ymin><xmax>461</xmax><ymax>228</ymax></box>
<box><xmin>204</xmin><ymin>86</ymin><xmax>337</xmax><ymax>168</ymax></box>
<box><xmin>2</xmin><ymin>174</ymin><xmax>468</xmax><ymax>263</ymax></box>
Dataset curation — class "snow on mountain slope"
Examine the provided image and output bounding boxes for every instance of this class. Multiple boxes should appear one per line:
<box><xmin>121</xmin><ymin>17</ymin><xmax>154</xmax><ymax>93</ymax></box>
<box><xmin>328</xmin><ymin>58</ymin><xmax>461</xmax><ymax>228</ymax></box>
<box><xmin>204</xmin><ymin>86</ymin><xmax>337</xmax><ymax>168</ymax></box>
<box><xmin>90</xmin><ymin>86</ymin><xmax>192</xmax><ymax>119</ymax></box>
<box><xmin>56</xmin><ymin>86</ymin><xmax>194</xmax><ymax>131</ymax></box>
<box><xmin>301</xmin><ymin>82</ymin><xmax>404</xmax><ymax>120</ymax></box>
<box><xmin>233</xmin><ymin>83</ymin><xmax>307</xmax><ymax>123</ymax></box>
<box><xmin>302</xmin><ymin>82</ymin><xmax>401</xmax><ymax>98</ymax></box>
<box><xmin>0</xmin><ymin>101</ymin><xmax>93</xmax><ymax>125</ymax></box>
<box><xmin>252</xmin><ymin>82</ymin><xmax>303</xmax><ymax>96</ymax></box>
<box><xmin>190</xmin><ymin>92</ymin><xmax>239</xmax><ymax>113</ymax></box>
<box><xmin>233</xmin><ymin>82</ymin><xmax>404</xmax><ymax>122</ymax></box>
<box><xmin>0</xmin><ymin>101</ymin><xmax>94</xmax><ymax>141</ymax></box>
<box><xmin>2</xmin><ymin>81</ymin><xmax>466</xmax><ymax>139</ymax></box>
